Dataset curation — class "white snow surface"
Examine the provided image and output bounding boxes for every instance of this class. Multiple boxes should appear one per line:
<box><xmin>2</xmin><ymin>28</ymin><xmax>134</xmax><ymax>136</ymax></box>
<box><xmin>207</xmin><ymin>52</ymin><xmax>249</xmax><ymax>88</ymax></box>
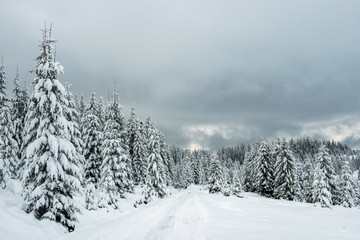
<box><xmin>1</xmin><ymin>185</ymin><xmax>360</xmax><ymax>240</ymax></box>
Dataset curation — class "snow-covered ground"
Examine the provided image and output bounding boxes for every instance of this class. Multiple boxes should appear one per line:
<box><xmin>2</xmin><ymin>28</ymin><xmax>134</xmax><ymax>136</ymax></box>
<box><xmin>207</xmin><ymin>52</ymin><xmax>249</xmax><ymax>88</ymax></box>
<box><xmin>1</xmin><ymin>185</ymin><xmax>360</xmax><ymax>240</ymax></box>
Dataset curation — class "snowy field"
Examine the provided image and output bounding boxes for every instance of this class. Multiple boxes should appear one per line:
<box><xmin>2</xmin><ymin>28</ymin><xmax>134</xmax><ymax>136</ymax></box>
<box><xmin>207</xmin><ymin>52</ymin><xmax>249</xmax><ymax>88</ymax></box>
<box><xmin>1</xmin><ymin>185</ymin><xmax>360</xmax><ymax>240</ymax></box>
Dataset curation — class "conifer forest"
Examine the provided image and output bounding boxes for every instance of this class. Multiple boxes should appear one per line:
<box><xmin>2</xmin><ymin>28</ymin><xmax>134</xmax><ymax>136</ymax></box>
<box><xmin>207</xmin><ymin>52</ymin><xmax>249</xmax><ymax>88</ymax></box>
<box><xmin>1</xmin><ymin>2</ymin><xmax>360</xmax><ymax>239</ymax></box>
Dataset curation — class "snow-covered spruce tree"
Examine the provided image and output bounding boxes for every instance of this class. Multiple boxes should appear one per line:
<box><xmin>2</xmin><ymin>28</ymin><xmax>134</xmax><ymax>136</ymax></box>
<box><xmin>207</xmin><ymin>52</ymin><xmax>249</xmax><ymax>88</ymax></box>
<box><xmin>85</xmin><ymin>183</ymin><xmax>98</xmax><ymax>210</ymax></box>
<box><xmin>197</xmin><ymin>156</ymin><xmax>207</xmax><ymax>185</ymax></box>
<box><xmin>73</xmin><ymin>94</ymin><xmax>79</xmax><ymax>111</ymax></box>
<box><xmin>78</xmin><ymin>95</ymin><xmax>86</xmax><ymax>123</ymax></box>
<box><xmin>243</xmin><ymin>143</ymin><xmax>258</xmax><ymax>192</ymax></box>
<box><xmin>203</xmin><ymin>153</ymin><xmax>211</xmax><ymax>184</ymax></box>
<box><xmin>172</xmin><ymin>161</ymin><xmax>187</xmax><ymax>189</ymax></box>
<box><xmin>22</xmin><ymin>79</ymin><xmax>30</xmax><ymax>104</ymax></box>
<box><xmin>127</xmin><ymin>107</ymin><xmax>137</xmax><ymax>165</ymax></box>
<box><xmin>159</xmin><ymin>130</ymin><xmax>172</xmax><ymax>186</ymax></box>
<box><xmin>271</xmin><ymin>138</ymin><xmax>282</xmax><ymax>162</ymax></box>
<box><xmin>232</xmin><ymin>170</ymin><xmax>243</xmax><ymax>198</ymax></box>
<box><xmin>97</xmin><ymin>96</ymin><xmax>105</xmax><ymax>125</ymax></box>
<box><xmin>64</xmin><ymin>82</ymin><xmax>84</xmax><ymax>168</ymax></box>
<box><xmin>315</xmin><ymin>144</ymin><xmax>340</xmax><ymax>205</ymax></box>
<box><xmin>15</xmin><ymin>79</ymin><xmax>30</xmax><ymax>177</ymax></box>
<box><xmin>198</xmin><ymin>161</ymin><xmax>205</xmax><ymax>185</ymax></box>
<box><xmin>108</xmin><ymin>88</ymin><xmax>131</xmax><ymax>172</ymax></box>
<box><xmin>143</xmin><ymin>116</ymin><xmax>152</xmax><ymax>143</ymax></box>
<box><xmin>184</xmin><ymin>155</ymin><xmax>195</xmax><ymax>186</ymax></box>
<box><xmin>193</xmin><ymin>156</ymin><xmax>202</xmax><ymax>185</ymax></box>
<box><xmin>11</xmin><ymin>66</ymin><xmax>27</xmax><ymax>165</ymax></box>
<box><xmin>273</xmin><ymin>138</ymin><xmax>299</xmax><ymax>200</ymax></box>
<box><xmin>0</xmin><ymin>58</ymin><xmax>7</xmax><ymax>105</ymax></box>
<box><xmin>0</xmin><ymin>59</ymin><xmax>17</xmax><ymax>187</ymax></box>
<box><xmin>209</xmin><ymin>153</ymin><xmax>223</xmax><ymax>193</ymax></box>
<box><xmin>302</xmin><ymin>157</ymin><xmax>314</xmax><ymax>203</ymax></box>
<box><xmin>21</xmin><ymin>27</ymin><xmax>82</xmax><ymax>231</ymax></box>
<box><xmin>312</xmin><ymin>161</ymin><xmax>332</xmax><ymax>208</ymax></box>
<box><xmin>140</xmin><ymin>120</ymin><xmax>167</xmax><ymax>203</ymax></box>
<box><xmin>99</xmin><ymin>90</ymin><xmax>133</xmax><ymax>208</ymax></box>
<box><xmin>0</xmin><ymin>60</ymin><xmax>18</xmax><ymax>182</ymax></box>
<box><xmin>82</xmin><ymin>92</ymin><xmax>103</xmax><ymax>185</ymax></box>
<box><xmin>132</xmin><ymin>119</ymin><xmax>148</xmax><ymax>185</ymax></box>
<box><xmin>254</xmin><ymin>142</ymin><xmax>274</xmax><ymax>197</ymax></box>
<box><xmin>339</xmin><ymin>156</ymin><xmax>358</xmax><ymax>207</ymax></box>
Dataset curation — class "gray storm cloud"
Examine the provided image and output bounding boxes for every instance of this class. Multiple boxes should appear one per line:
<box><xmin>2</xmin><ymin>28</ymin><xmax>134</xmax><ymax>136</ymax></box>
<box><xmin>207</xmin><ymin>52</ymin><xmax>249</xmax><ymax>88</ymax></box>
<box><xmin>1</xmin><ymin>0</ymin><xmax>360</xmax><ymax>149</ymax></box>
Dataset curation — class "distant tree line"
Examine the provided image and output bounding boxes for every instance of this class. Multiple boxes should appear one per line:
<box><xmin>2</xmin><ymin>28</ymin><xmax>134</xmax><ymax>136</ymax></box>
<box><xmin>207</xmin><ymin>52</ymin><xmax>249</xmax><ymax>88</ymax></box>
<box><xmin>170</xmin><ymin>138</ymin><xmax>360</xmax><ymax>209</ymax></box>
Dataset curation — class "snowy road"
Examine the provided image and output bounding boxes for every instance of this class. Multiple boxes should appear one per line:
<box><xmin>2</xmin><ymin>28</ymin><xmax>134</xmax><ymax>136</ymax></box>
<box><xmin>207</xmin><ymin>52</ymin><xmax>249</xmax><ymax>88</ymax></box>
<box><xmin>2</xmin><ymin>186</ymin><xmax>360</xmax><ymax>240</ymax></box>
<box><xmin>57</xmin><ymin>189</ymin><xmax>207</xmax><ymax>240</ymax></box>
<box><xmin>55</xmin><ymin>186</ymin><xmax>360</xmax><ymax>240</ymax></box>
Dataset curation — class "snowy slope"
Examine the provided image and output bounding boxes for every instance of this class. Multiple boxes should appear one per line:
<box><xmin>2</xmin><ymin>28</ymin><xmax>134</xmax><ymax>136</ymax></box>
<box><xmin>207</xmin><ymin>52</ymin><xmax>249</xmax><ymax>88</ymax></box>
<box><xmin>1</xmin><ymin>185</ymin><xmax>360</xmax><ymax>240</ymax></box>
<box><xmin>0</xmin><ymin>184</ymin><xmax>65</xmax><ymax>240</ymax></box>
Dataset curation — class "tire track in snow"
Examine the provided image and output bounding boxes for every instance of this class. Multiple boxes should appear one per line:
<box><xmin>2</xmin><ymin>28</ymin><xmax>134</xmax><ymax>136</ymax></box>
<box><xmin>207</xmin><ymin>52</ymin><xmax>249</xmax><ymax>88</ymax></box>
<box><xmin>170</xmin><ymin>192</ymin><xmax>207</xmax><ymax>240</ymax></box>
<box><xmin>144</xmin><ymin>191</ymin><xmax>208</xmax><ymax>240</ymax></box>
<box><xmin>55</xmin><ymin>189</ymin><xmax>209</xmax><ymax>240</ymax></box>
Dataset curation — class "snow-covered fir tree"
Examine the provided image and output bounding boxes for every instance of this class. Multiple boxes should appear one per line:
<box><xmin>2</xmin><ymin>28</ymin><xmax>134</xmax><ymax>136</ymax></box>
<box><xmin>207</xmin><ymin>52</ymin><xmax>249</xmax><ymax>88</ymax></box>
<box><xmin>159</xmin><ymin>131</ymin><xmax>172</xmax><ymax>186</ymax></box>
<box><xmin>193</xmin><ymin>156</ymin><xmax>202</xmax><ymax>185</ymax></box>
<box><xmin>254</xmin><ymin>142</ymin><xmax>274</xmax><ymax>197</ymax></box>
<box><xmin>271</xmin><ymin>138</ymin><xmax>282</xmax><ymax>162</ymax></box>
<box><xmin>312</xmin><ymin>160</ymin><xmax>332</xmax><ymax>208</ymax></box>
<box><xmin>21</xmin><ymin>26</ymin><xmax>82</xmax><ymax>231</ymax></box>
<box><xmin>172</xmin><ymin>161</ymin><xmax>188</xmax><ymax>189</ymax></box>
<box><xmin>273</xmin><ymin>138</ymin><xmax>299</xmax><ymax>200</ymax></box>
<box><xmin>243</xmin><ymin>143</ymin><xmax>258</xmax><ymax>192</ymax></box>
<box><xmin>11</xmin><ymin>66</ymin><xmax>27</xmax><ymax>165</ymax></box>
<box><xmin>78</xmin><ymin>95</ymin><xmax>86</xmax><ymax>122</ymax></box>
<box><xmin>197</xmin><ymin>156</ymin><xmax>207</xmax><ymax>185</ymax></box>
<box><xmin>184</xmin><ymin>155</ymin><xmax>195</xmax><ymax>186</ymax></box>
<box><xmin>127</xmin><ymin>107</ymin><xmax>137</xmax><ymax>165</ymax></box>
<box><xmin>0</xmin><ymin>59</ymin><xmax>7</xmax><ymax>105</ymax></box>
<box><xmin>82</xmin><ymin>92</ymin><xmax>103</xmax><ymax>185</ymax></box>
<box><xmin>64</xmin><ymin>82</ymin><xmax>84</xmax><ymax>167</ymax></box>
<box><xmin>143</xmin><ymin>116</ymin><xmax>152</xmax><ymax>142</ymax></box>
<box><xmin>302</xmin><ymin>157</ymin><xmax>314</xmax><ymax>203</ymax></box>
<box><xmin>97</xmin><ymin>96</ymin><xmax>105</xmax><ymax>125</ymax></box>
<box><xmin>0</xmin><ymin>59</ymin><xmax>17</xmax><ymax>186</ymax></box>
<box><xmin>22</xmin><ymin>79</ymin><xmax>30</xmax><ymax>109</ymax></box>
<box><xmin>140</xmin><ymin>120</ymin><xmax>167</xmax><ymax>203</ymax></box>
<box><xmin>99</xmin><ymin>90</ymin><xmax>133</xmax><ymax>208</ymax></box>
<box><xmin>108</xmin><ymin>87</ymin><xmax>130</xmax><ymax>167</ymax></box>
<box><xmin>314</xmin><ymin>144</ymin><xmax>340</xmax><ymax>205</ymax></box>
<box><xmin>198</xmin><ymin>162</ymin><xmax>206</xmax><ymax>185</ymax></box>
<box><xmin>85</xmin><ymin>183</ymin><xmax>98</xmax><ymax>210</ymax></box>
<box><xmin>339</xmin><ymin>156</ymin><xmax>358</xmax><ymax>207</ymax></box>
<box><xmin>209</xmin><ymin>153</ymin><xmax>223</xmax><ymax>193</ymax></box>
<box><xmin>232</xmin><ymin>170</ymin><xmax>243</xmax><ymax>198</ymax></box>
<box><xmin>132</xmin><ymin>119</ymin><xmax>148</xmax><ymax>185</ymax></box>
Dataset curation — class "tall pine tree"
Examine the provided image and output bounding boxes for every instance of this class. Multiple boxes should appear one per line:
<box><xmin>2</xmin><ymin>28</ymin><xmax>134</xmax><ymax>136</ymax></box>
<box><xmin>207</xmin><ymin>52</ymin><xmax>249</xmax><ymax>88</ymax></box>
<box><xmin>273</xmin><ymin>138</ymin><xmax>299</xmax><ymax>200</ymax></box>
<box><xmin>64</xmin><ymin>82</ymin><xmax>84</xmax><ymax>168</ymax></box>
<box><xmin>11</xmin><ymin>66</ymin><xmax>27</xmax><ymax>167</ymax></box>
<box><xmin>21</xmin><ymin>26</ymin><xmax>82</xmax><ymax>231</ymax></box>
<box><xmin>132</xmin><ymin>119</ymin><xmax>148</xmax><ymax>185</ymax></box>
<box><xmin>99</xmin><ymin>90</ymin><xmax>133</xmax><ymax>208</ymax></box>
<box><xmin>209</xmin><ymin>153</ymin><xmax>223</xmax><ymax>193</ymax></box>
<box><xmin>127</xmin><ymin>107</ymin><xmax>137</xmax><ymax>165</ymax></box>
<box><xmin>312</xmin><ymin>160</ymin><xmax>332</xmax><ymax>208</ymax></box>
<box><xmin>82</xmin><ymin>92</ymin><xmax>103</xmax><ymax>185</ymax></box>
<box><xmin>140</xmin><ymin>120</ymin><xmax>167</xmax><ymax>203</ymax></box>
<box><xmin>254</xmin><ymin>142</ymin><xmax>274</xmax><ymax>197</ymax></box>
<box><xmin>339</xmin><ymin>156</ymin><xmax>358</xmax><ymax>207</ymax></box>
<box><xmin>0</xmin><ymin>59</ymin><xmax>17</xmax><ymax>186</ymax></box>
<box><xmin>243</xmin><ymin>143</ymin><xmax>258</xmax><ymax>192</ymax></box>
<box><xmin>313</xmin><ymin>144</ymin><xmax>339</xmax><ymax>205</ymax></box>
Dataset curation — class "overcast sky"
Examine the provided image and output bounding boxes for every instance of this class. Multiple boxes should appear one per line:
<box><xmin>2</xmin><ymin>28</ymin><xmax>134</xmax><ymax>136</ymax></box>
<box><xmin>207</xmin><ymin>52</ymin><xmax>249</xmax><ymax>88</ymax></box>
<box><xmin>1</xmin><ymin>0</ymin><xmax>360</xmax><ymax>149</ymax></box>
